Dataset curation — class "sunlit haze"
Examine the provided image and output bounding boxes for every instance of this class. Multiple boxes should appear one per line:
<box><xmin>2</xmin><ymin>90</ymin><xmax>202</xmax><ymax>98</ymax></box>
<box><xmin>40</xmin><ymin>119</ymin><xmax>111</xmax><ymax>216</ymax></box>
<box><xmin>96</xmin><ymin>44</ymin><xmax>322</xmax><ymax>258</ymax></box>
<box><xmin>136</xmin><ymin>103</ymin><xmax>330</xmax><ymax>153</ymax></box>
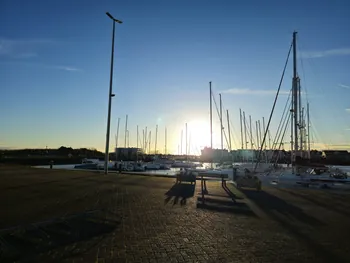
<box><xmin>1</xmin><ymin>0</ymin><xmax>350</xmax><ymax>154</ymax></box>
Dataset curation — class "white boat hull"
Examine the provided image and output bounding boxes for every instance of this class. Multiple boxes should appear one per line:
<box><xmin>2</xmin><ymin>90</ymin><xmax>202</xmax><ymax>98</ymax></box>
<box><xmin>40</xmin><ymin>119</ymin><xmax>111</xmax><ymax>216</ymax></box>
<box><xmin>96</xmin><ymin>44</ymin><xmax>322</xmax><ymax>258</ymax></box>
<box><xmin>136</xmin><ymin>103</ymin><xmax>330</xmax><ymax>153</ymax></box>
<box><xmin>255</xmin><ymin>168</ymin><xmax>350</xmax><ymax>189</ymax></box>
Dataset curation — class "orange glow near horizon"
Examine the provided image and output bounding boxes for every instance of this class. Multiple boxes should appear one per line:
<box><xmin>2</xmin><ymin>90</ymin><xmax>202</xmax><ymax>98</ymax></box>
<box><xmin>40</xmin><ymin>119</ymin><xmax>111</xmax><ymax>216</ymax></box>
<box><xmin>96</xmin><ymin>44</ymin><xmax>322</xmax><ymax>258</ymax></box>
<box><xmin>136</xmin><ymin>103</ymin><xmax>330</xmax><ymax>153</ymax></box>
<box><xmin>187</xmin><ymin>119</ymin><xmax>211</xmax><ymax>154</ymax></box>
<box><xmin>166</xmin><ymin>118</ymin><xmax>216</xmax><ymax>155</ymax></box>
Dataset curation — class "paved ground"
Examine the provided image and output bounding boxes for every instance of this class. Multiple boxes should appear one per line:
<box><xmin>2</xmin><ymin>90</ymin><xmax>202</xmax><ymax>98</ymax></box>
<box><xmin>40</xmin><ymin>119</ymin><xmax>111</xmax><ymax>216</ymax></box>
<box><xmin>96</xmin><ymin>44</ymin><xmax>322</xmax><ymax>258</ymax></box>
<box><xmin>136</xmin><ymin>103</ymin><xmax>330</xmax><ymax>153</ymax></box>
<box><xmin>0</xmin><ymin>165</ymin><xmax>350</xmax><ymax>263</ymax></box>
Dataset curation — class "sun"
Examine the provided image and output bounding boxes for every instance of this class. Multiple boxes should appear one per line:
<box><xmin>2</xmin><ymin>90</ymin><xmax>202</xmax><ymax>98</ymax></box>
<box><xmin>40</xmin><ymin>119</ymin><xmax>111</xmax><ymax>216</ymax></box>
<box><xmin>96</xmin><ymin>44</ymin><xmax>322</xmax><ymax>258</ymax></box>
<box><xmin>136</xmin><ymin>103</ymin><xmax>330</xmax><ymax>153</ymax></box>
<box><xmin>187</xmin><ymin>120</ymin><xmax>211</xmax><ymax>154</ymax></box>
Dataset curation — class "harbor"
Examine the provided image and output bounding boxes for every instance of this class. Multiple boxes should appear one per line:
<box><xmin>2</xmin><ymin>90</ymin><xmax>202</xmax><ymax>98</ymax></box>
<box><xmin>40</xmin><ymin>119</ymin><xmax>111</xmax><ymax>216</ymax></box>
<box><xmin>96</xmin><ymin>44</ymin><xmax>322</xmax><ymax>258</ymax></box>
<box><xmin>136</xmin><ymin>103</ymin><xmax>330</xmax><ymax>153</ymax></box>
<box><xmin>2</xmin><ymin>1</ymin><xmax>350</xmax><ymax>262</ymax></box>
<box><xmin>32</xmin><ymin>160</ymin><xmax>350</xmax><ymax>190</ymax></box>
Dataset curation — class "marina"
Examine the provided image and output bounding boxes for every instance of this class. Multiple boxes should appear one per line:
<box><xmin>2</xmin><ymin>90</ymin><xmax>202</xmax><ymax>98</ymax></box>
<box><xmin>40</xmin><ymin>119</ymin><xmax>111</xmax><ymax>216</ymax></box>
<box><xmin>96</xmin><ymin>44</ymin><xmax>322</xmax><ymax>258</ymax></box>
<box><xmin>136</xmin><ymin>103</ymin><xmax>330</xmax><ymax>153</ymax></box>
<box><xmin>34</xmin><ymin>160</ymin><xmax>350</xmax><ymax>191</ymax></box>
<box><xmin>1</xmin><ymin>1</ymin><xmax>350</xmax><ymax>262</ymax></box>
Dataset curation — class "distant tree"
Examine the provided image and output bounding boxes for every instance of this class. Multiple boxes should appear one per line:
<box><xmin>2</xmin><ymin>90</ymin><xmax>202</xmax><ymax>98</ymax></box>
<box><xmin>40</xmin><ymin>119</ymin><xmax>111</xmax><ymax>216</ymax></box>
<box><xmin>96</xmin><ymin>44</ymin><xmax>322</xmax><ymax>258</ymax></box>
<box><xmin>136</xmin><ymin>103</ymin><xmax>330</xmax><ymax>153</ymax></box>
<box><xmin>58</xmin><ymin>146</ymin><xmax>73</xmax><ymax>155</ymax></box>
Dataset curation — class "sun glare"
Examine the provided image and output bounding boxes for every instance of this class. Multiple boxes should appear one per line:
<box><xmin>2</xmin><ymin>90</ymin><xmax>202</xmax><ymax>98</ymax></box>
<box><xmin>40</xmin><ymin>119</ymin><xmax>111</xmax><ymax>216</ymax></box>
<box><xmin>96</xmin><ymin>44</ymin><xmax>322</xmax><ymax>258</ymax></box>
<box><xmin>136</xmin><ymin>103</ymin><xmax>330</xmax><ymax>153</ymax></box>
<box><xmin>187</xmin><ymin>120</ymin><xmax>211</xmax><ymax>153</ymax></box>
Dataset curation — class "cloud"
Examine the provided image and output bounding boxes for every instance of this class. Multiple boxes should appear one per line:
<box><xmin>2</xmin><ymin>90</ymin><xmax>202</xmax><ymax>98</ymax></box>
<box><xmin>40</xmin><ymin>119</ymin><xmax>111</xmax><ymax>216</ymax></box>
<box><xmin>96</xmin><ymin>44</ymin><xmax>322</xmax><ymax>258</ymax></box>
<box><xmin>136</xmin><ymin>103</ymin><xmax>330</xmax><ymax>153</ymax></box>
<box><xmin>55</xmin><ymin>66</ymin><xmax>81</xmax><ymax>72</ymax></box>
<box><xmin>301</xmin><ymin>48</ymin><xmax>350</xmax><ymax>59</ymax></box>
<box><xmin>326</xmin><ymin>144</ymin><xmax>350</xmax><ymax>150</ymax></box>
<box><xmin>338</xmin><ymin>83</ymin><xmax>350</xmax><ymax>90</ymax></box>
<box><xmin>297</xmin><ymin>142</ymin><xmax>350</xmax><ymax>151</ymax></box>
<box><xmin>346</xmin><ymin>108</ymin><xmax>350</xmax><ymax>113</ymax></box>
<box><xmin>12</xmin><ymin>52</ymin><xmax>38</xmax><ymax>59</ymax></box>
<box><xmin>220</xmin><ymin>88</ymin><xmax>290</xmax><ymax>96</ymax></box>
<box><xmin>0</xmin><ymin>38</ymin><xmax>81</xmax><ymax>72</ymax></box>
<box><xmin>0</xmin><ymin>37</ymin><xmax>54</xmax><ymax>58</ymax></box>
<box><xmin>0</xmin><ymin>60</ymin><xmax>82</xmax><ymax>72</ymax></box>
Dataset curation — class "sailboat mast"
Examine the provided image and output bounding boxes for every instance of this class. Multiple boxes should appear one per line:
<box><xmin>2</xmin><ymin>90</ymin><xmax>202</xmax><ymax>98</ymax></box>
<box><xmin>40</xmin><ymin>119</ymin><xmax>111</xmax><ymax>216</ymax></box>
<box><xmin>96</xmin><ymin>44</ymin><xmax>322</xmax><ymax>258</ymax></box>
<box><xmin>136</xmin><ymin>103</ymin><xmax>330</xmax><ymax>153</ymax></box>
<box><xmin>115</xmin><ymin>117</ymin><xmax>120</xmax><ymax>161</ymax></box>
<box><xmin>300</xmin><ymin>106</ymin><xmax>304</xmax><ymax>158</ymax></box>
<box><xmin>142</xmin><ymin>129</ymin><xmax>145</xmax><ymax>151</ymax></box>
<box><xmin>249</xmin><ymin>115</ymin><xmax>253</xmax><ymax>164</ymax></box>
<box><xmin>243</xmin><ymin>111</ymin><xmax>247</xmax><ymax>149</ymax></box>
<box><xmin>136</xmin><ymin>125</ymin><xmax>139</xmax><ymax>149</ymax></box>
<box><xmin>219</xmin><ymin>94</ymin><xmax>223</xmax><ymax>153</ymax></box>
<box><xmin>262</xmin><ymin>117</ymin><xmax>267</xmax><ymax>163</ymax></box>
<box><xmin>298</xmin><ymin>78</ymin><xmax>303</xmax><ymax>158</ymax></box>
<box><xmin>303</xmin><ymin>107</ymin><xmax>306</xmax><ymax>153</ymax></box>
<box><xmin>240</xmin><ymin>108</ymin><xmax>243</xmax><ymax>149</ymax></box>
<box><xmin>136</xmin><ymin>125</ymin><xmax>139</xmax><ymax>161</ymax></box>
<box><xmin>124</xmin><ymin>114</ymin><xmax>128</xmax><ymax>148</ymax></box>
<box><xmin>165</xmin><ymin>127</ymin><xmax>167</xmax><ymax>155</ymax></box>
<box><xmin>293</xmin><ymin>31</ymin><xmax>299</xmax><ymax>160</ymax></box>
<box><xmin>148</xmin><ymin>131</ymin><xmax>151</xmax><ymax>154</ymax></box>
<box><xmin>127</xmin><ymin>130</ymin><xmax>129</xmax><ymax>148</ymax></box>
<box><xmin>210</xmin><ymin>82</ymin><xmax>213</xmax><ymax>168</ymax></box>
<box><xmin>210</xmin><ymin>82</ymin><xmax>213</xmax><ymax>149</ymax></box>
<box><xmin>155</xmin><ymin>124</ymin><xmax>158</xmax><ymax>155</ymax></box>
<box><xmin>145</xmin><ymin>126</ymin><xmax>148</xmax><ymax>153</ymax></box>
<box><xmin>227</xmin><ymin>110</ymin><xmax>232</xmax><ymax>151</ymax></box>
<box><xmin>185</xmin><ymin>123</ymin><xmax>188</xmax><ymax>160</ymax></box>
<box><xmin>262</xmin><ymin>117</ymin><xmax>266</xmax><ymax>149</ymax></box>
<box><xmin>307</xmin><ymin>102</ymin><xmax>311</xmax><ymax>159</ymax></box>
<box><xmin>256</xmin><ymin>121</ymin><xmax>259</xmax><ymax>150</ymax></box>
<box><xmin>258</xmin><ymin>120</ymin><xmax>262</xmax><ymax>149</ymax></box>
<box><xmin>249</xmin><ymin>115</ymin><xmax>253</xmax><ymax>149</ymax></box>
<box><xmin>256</xmin><ymin>120</ymin><xmax>259</xmax><ymax>163</ymax></box>
<box><xmin>290</xmin><ymin>102</ymin><xmax>294</xmax><ymax>165</ymax></box>
<box><xmin>181</xmin><ymin>130</ymin><xmax>183</xmax><ymax>155</ymax></box>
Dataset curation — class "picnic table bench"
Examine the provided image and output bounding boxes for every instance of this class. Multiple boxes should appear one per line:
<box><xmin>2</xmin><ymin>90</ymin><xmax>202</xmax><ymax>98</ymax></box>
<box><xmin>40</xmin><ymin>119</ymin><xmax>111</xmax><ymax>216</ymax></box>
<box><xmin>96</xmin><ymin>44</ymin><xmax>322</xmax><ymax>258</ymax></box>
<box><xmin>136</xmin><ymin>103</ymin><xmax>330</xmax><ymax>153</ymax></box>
<box><xmin>176</xmin><ymin>171</ymin><xmax>196</xmax><ymax>184</ymax></box>
<box><xmin>235</xmin><ymin>175</ymin><xmax>262</xmax><ymax>190</ymax></box>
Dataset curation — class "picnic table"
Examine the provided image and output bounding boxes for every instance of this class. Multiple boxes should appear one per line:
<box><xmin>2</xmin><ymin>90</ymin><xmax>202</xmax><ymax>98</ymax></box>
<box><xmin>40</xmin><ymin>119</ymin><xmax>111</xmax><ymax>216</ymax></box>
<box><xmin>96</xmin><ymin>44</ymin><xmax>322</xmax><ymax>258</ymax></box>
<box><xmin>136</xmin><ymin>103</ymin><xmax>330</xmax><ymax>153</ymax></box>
<box><xmin>198</xmin><ymin>173</ymin><xmax>230</xmax><ymax>204</ymax></box>
<box><xmin>198</xmin><ymin>172</ymin><xmax>262</xmax><ymax>204</ymax></box>
<box><xmin>176</xmin><ymin>170</ymin><xmax>196</xmax><ymax>184</ymax></box>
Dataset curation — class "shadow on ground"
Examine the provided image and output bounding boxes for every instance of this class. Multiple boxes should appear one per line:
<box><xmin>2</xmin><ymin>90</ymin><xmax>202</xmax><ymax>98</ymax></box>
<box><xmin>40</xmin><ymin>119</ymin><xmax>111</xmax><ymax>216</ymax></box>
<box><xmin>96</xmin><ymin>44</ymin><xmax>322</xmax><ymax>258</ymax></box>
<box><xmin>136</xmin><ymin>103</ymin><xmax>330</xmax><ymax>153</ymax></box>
<box><xmin>196</xmin><ymin>183</ymin><xmax>256</xmax><ymax>217</ymax></box>
<box><xmin>0</xmin><ymin>210</ymin><xmax>120</xmax><ymax>263</ymax></box>
<box><xmin>277</xmin><ymin>188</ymin><xmax>350</xmax><ymax>218</ymax></box>
<box><xmin>196</xmin><ymin>198</ymin><xmax>257</xmax><ymax>217</ymax></box>
<box><xmin>164</xmin><ymin>183</ymin><xmax>195</xmax><ymax>206</ymax></box>
<box><xmin>241</xmin><ymin>189</ymin><xmax>324</xmax><ymax>226</ymax></box>
<box><xmin>222</xmin><ymin>182</ymin><xmax>244</xmax><ymax>200</ymax></box>
<box><xmin>240</xmin><ymin>188</ymin><xmax>345</xmax><ymax>263</ymax></box>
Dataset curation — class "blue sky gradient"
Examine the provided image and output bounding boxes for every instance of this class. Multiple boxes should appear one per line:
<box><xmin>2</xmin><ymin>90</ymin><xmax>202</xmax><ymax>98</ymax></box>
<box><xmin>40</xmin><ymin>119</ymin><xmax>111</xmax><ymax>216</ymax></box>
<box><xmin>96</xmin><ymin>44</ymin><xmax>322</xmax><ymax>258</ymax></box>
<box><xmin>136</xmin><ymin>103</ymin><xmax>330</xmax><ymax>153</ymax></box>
<box><xmin>1</xmin><ymin>0</ymin><xmax>349</xmax><ymax>153</ymax></box>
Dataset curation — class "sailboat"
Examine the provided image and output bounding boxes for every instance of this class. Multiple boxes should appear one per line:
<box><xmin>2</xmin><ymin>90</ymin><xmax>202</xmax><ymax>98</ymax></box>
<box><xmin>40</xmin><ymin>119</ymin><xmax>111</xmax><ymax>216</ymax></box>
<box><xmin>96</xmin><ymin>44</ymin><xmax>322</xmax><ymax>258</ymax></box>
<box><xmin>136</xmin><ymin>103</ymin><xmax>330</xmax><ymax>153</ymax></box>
<box><xmin>254</xmin><ymin>31</ymin><xmax>350</xmax><ymax>189</ymax></box>
<box><xmin>194</xmin><ymin>82</ymin><xmax>241</xmax><ymax>179</ymax></box>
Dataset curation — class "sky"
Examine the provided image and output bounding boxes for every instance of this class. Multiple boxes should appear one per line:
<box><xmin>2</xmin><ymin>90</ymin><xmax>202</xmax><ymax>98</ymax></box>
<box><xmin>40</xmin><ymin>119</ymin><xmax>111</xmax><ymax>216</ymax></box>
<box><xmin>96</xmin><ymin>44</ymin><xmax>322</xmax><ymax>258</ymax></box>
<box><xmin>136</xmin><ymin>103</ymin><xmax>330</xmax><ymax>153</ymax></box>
<box><xmin>1</xmin><ymin>0</ymin><xmax>350</xmax><ymax>154</ymax></box>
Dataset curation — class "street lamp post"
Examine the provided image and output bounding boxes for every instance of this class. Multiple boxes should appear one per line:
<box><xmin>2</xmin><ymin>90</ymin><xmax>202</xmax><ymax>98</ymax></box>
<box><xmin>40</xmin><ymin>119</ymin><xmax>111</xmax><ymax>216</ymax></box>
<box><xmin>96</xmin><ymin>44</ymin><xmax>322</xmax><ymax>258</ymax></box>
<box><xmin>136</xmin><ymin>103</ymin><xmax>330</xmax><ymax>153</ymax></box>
<box><xmin>104</xmin><ymin>12</ymin><xmax>122</xmax><ymax>175</ymax></box>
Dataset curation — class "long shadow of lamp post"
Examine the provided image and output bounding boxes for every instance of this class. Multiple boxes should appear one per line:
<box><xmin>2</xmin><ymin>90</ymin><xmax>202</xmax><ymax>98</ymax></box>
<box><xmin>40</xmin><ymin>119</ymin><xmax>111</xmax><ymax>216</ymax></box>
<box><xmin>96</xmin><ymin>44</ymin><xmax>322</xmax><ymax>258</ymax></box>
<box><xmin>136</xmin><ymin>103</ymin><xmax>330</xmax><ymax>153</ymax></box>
<box><xmin>104</xmin><ymin>12</ymin><xmax>123</xmax><ymax>175</ymax></box>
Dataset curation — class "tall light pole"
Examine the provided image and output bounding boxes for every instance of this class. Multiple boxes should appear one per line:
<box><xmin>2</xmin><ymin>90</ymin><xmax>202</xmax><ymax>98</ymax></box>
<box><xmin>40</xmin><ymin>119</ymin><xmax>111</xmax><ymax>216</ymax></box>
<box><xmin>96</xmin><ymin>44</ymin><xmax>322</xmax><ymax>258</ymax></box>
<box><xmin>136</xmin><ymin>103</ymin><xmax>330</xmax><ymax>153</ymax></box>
<box><xmin>104</xmin><ymin>12</ymin><xmax>122</xmax><ymax>175</ymax></box>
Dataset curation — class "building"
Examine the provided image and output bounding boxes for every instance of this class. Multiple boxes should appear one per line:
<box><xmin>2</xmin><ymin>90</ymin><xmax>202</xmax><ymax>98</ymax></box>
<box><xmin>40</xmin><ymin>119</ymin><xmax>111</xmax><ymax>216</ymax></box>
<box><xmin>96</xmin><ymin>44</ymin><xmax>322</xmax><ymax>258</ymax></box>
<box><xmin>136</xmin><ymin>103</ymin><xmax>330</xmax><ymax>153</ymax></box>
<box><xmin>230</xmin><ymin>149</ymin><xmax>288</xmax><ymax>163</ymax></box>
<box><xmin>115</xmin><ymin>147</ymin><xmax>144</xmax><ymax>161</ymax></box>
<box><xmin>233</xmin><ymin>149</ymin><xmax>256</xmax><ymax>162</ymax></box>
<box><xmin>200</xmin><ymin>147</ymin><xmax>230</xmax><ymax>162</ymax></box>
